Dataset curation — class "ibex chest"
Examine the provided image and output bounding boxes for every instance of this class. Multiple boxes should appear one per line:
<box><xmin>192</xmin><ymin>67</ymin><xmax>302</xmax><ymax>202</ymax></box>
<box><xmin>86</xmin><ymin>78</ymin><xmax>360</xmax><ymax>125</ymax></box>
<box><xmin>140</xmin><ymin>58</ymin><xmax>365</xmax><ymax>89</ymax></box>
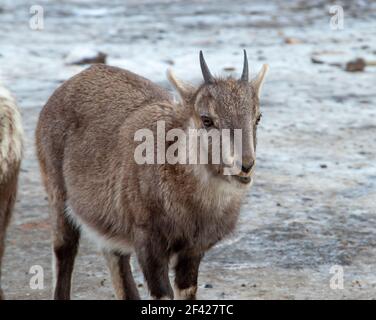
<box><xmin>164</xmin><ymin>183</ymin><xmax>244</xmax><ymax>252</ymax></box>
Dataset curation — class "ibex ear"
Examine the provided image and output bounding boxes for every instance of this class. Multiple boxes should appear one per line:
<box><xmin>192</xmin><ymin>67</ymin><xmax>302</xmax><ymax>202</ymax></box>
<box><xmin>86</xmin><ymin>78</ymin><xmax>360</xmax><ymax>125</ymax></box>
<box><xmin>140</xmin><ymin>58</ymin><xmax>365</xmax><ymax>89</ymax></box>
<box><xmin>251</xmin><ymin>64</ymin><xmax>269</xmax><ymax>98</ymax></box>
<box><xmin>167</xmin><ymin>69</ymin><xmax>195</xmax><ymax>104</ymax></box>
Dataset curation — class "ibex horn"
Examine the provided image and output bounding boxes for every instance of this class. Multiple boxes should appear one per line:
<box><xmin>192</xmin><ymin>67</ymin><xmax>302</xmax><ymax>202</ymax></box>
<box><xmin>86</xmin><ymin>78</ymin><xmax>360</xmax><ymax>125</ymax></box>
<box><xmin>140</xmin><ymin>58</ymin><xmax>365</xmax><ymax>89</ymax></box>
<box><xmin>241</xmin><ymin>49</ymin><xmax>249</xmax><ymax>82</ymax></box>
<box><xmin>199</xmin><ymin>51</ymin><xmax>214</xmax><ymax>84</ymax></box>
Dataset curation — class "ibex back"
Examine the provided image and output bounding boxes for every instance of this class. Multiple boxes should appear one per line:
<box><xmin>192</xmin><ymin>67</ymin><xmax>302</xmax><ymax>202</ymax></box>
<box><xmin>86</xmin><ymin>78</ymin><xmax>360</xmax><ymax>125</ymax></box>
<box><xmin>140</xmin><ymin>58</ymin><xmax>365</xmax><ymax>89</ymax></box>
<box><xmin>36</xmin><ymin>51</ymin><xmax>268</xmax><ymax>300</ymax></box>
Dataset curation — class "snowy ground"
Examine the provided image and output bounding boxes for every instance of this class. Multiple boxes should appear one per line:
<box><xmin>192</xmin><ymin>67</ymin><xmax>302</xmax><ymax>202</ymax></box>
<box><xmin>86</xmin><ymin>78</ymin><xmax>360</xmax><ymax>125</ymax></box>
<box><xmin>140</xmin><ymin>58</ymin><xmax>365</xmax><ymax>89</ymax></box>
<box><xmin>0</xmin><ymin>0</ymin><xmax>376</xmax><ymax>299</ymax></box>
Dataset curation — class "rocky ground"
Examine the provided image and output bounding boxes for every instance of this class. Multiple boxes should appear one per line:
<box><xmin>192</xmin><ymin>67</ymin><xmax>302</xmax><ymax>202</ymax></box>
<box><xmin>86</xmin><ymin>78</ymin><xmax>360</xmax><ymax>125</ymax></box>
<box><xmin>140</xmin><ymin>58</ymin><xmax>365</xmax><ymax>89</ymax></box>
<box><xmin>0</xmin><ymin>0</ymin><xmax>375</xmax><ymax>299</ymax></box>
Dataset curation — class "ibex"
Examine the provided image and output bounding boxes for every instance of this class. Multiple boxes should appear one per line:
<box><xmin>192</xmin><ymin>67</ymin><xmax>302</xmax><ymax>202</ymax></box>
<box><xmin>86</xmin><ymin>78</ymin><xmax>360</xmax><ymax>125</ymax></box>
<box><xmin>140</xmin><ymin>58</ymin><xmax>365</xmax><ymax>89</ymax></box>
<box><xmin>0</xmin><ymin>85</ymin><xmax>23</xmax><ymax>300</ymax></box>
<box><xmin>36</xmin><ymin>51</ymin><xmax>268</xmax><ymax>300</ymax></box>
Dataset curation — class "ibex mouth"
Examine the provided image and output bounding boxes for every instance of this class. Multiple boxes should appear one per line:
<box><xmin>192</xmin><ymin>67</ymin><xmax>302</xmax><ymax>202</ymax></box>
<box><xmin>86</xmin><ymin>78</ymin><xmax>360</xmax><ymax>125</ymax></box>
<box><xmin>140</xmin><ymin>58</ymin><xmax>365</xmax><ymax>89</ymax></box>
<box><xmin>234</xmin><ymin>175</ymin><xmax>252</xmax><ymax>184</ymax></box>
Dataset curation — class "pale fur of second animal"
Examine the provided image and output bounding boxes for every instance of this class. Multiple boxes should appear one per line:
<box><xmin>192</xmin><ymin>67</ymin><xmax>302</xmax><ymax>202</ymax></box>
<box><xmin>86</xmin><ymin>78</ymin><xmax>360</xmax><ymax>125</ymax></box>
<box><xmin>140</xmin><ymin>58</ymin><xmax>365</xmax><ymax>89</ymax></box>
<box><xmin>0</xmin><ymin>84</ymin><xmax>23</xmax><ymax>300</ymax></box>
<box><xmin>35</xmin><ymin>51</ymin><xmax>268</xmax><ymax>300</ymax></box>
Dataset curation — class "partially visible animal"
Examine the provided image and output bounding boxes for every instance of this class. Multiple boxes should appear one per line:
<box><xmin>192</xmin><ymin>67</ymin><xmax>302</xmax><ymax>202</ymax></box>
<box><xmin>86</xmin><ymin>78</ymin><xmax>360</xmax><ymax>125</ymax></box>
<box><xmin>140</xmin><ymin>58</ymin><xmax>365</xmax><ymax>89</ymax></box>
<box><xmin>36</xmin><ymin>51</ymin><xmax>268</xmax><ymax>300</ymax></box>
<box><xmin>0</xmin><ymin>85</ymin><xmax>23</xmax><ymax>299</ymax></box>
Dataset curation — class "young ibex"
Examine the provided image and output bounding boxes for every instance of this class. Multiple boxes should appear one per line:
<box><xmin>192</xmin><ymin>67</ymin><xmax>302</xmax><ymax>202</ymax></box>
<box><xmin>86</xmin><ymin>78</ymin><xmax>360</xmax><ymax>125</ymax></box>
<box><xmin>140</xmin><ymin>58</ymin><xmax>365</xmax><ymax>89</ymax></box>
<box><xmin>0</xmin><ymin>85</ymin><xmax>23</xmax><ymax>300</ymax></box>
<box><xmin>36</xmin><ymin>51</ymin><xmax>268</xmax><ymax>300</ymax></box>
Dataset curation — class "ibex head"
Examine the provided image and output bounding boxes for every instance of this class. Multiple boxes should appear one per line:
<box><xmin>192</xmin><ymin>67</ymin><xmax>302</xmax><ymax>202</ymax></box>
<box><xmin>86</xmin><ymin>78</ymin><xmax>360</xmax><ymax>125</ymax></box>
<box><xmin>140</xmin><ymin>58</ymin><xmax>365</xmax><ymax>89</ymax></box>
<box><xmin>168</xmin><ymin>50</ymin><xmax>268</xmax><ymax>185</ymax></box>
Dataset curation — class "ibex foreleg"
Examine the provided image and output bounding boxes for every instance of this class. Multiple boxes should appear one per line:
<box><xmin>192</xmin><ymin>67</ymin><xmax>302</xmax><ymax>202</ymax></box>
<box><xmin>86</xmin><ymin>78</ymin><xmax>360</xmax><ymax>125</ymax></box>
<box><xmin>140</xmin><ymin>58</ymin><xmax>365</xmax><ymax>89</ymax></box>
<box><xmin>103</xmin><ymin>250</ymin><xmax>140</xmax><ymax>300</ymax></box>
<box><xmin>174</xmin><ymin>251</ymin><xmax>202</xmax><ymax>300</ymax></box>
<box><xmin>135</xmin><ymin>230</ymin><xmax>173</xmax><ymax>300</ymax></box>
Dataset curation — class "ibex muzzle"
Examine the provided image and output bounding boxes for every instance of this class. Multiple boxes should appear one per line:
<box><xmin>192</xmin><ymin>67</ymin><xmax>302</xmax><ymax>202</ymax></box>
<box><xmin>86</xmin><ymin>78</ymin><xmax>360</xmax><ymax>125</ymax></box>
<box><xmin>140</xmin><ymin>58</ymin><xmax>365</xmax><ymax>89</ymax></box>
<box><xmin>36</xmin><ymin>51</ymin><xmax>268</xmax><ymax>300</ymax></box>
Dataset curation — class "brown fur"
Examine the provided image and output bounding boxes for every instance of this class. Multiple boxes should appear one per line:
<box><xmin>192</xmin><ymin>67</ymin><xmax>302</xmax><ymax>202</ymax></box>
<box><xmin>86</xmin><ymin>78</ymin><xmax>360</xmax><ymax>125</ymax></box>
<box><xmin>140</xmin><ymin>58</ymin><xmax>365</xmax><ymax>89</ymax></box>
<box><xmin>0</xmin><ymin>172</ymin><xmax>19</xmax><ymax>300</ymax></box>
<box><xmin>0</xmin><ymin>86</ymin><xmax>23</xmax><ymax>300</ymax></box>
<box><xmin>36</xmin><ymin>59</ymin><xmax>268</xmax><ymax>300</ymax></box>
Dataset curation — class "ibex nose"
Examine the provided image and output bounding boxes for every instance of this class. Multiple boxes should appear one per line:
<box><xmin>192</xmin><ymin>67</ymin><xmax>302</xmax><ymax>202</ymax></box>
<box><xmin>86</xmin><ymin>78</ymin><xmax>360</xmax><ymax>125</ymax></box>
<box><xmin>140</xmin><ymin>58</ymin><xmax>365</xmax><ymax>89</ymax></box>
<box><xmin>241</xmin><ymin>159</ymin><xmax>255</xmax><ymax>174</ymax></box>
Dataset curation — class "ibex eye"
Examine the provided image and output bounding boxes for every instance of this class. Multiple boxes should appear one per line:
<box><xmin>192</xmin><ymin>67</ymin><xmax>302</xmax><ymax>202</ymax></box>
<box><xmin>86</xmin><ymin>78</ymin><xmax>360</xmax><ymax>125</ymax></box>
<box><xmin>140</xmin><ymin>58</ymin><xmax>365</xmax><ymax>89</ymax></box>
<box><xmin>201</xmin><ymin>116</ymin><xmax>214</xmax><ymax>128</ymax></box>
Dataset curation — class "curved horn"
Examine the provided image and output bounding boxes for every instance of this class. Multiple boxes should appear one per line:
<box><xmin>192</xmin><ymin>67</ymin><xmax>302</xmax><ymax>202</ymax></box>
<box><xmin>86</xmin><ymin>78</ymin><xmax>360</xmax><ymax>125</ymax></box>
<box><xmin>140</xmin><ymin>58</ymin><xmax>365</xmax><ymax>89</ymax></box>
<box><xmin>241</xmin><ymin>49</ymin><xmax>249</xmax><ymax>82</ymax></box>
<box><xmin>199</xmin><ymin>51</ymin><xmax>214</xmax><ymax>84</ymax></box>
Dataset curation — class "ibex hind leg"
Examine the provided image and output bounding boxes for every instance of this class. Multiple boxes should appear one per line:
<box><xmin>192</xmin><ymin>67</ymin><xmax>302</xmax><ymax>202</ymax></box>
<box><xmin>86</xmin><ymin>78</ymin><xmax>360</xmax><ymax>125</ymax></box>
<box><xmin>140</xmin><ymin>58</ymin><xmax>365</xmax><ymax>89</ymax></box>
<box><xmin>103</xmin><ymin>250</ymin><xmax>140</xmax><ymax>300</ymax></box>
<box><xmin>0</xmin><ymin>200</ymin><xmax>8</xmax><ymax>301</ymax></box>
<box><xmin>0</xmin><ymin>181</ymin><xmax>17</xmax><ymax>300</ymax></box>
<box><xmin>39</xmin><ymin>159</ymin><xmax>80</xmax><ymax>300</ymax></box>
<box><xmin>51</xmin><ymin>200</ymin><xmax>80</xmax><ymax>300</ymax></box>
<box><xmin>0</xmin><ymin>173</ymin><xmax>18</xmax><ymax>300</ymax></box>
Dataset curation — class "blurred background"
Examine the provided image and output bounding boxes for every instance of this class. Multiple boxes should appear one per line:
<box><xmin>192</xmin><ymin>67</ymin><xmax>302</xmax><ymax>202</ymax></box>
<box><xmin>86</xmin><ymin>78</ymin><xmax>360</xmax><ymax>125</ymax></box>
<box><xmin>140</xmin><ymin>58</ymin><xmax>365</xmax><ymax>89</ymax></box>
<box><xmin>0</xmin><ymin>0</ymin><xmax>375</xmax><ymax>299</ymax></box>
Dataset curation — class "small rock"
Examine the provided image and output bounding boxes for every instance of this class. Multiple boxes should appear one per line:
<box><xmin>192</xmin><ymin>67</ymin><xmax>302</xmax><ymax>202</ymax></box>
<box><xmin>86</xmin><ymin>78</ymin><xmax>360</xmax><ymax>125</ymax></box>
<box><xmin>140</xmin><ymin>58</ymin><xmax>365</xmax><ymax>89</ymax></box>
<box><xmin>320</xmin><ymin>164</ymin><xmax>328</xmax><ymax>169</ymax></box>
<box><xmin>74</xmin><ymin>52</ymin><xmax>107</xmax><ymax>65</ymax></box>
<box><xmin>284</xmin><ymin>37</ymin><xmax>302</xmax><ymax>45</ymax></box>
<box><xmin>352</xmin><ymin>280</ymin><xmax>362</xmax><ymax>288</ymax></box>
<box><xmin>345</xmin><ymin>58</ymin><xmax>366</xmax><ymax>72</ymax></box>
<box><xmin>164</xmin><ymin>59</ymin><xmax>174</xmax><ymax>66</ymax></box>
<box><xmin>311</xmin><ymin>57</ymin><xmax>324</xmax><ymax>64</ymax></box>
<box><xmin>204</xmin><ymin>283</ymin><xmax>213</xmax><ymax>288</ymax></box>
<box><xmin>65</xmin><ymin>48</ymin><xmax>107</xmax><ymax>65</ymax></box>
